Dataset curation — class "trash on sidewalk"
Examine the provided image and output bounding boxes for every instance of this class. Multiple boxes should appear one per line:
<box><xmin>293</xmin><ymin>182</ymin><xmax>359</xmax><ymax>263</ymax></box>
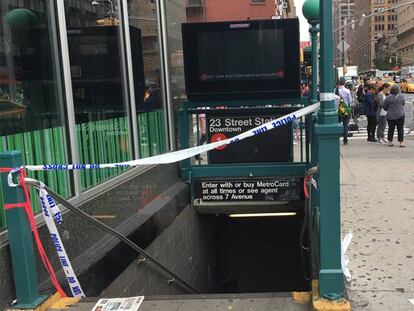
<box><xmin>91</xmin><ymin>296</ymin><xmax>144</xmax><ymax>311</ymax></box>
<box><xmin>342</xmin><ymin>230</ymin><xmax>353</xmax><ymax>283</ymax></box>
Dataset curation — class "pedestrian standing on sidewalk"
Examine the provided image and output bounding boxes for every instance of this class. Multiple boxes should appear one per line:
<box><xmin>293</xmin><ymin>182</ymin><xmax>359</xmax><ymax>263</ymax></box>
<box><xmin>376</xmin><ymin>83</ymin><xmax>391</xmax><ymax>144</ymax></box>
<box><xmin>363</xmin><ymin>84</ymin><xmax>379</xmax><ymax>142</ymax></box>
<box><xmin>383</xmin><ymin>85</ymin><xmax>406</xmax><ymax>147</ymax></box>
<box><xmin>336</xmin><ymin>78</ymin><xmax>352</xmax><ymax>145</ymax></box>
<box><xmin>357</xmin><ymin>84</ymin><xmax>364</xmax><ymax>104</ymax></box>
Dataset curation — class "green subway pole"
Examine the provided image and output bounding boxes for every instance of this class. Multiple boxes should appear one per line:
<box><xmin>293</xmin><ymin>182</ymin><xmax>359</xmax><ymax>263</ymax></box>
<box><xmin>302</xmin><ymin>0</ymin><xmax>321</xmax><ymax>281</ymax></box>
<box><xmin>302</xmin><ymin>0</ymin><xmax>320</xmax><ymax>105</ymax></box>
<box><xmin>316</xmin><ymin>0</ymin><xmax>344</xmax><ymax>297</ymax></box>
<box><xmin>309</xmin><ymin>24</ymin><xmax>320</xmax><ymax>105</ymax></box>
<box><xmin>0</xmin><ymin>151</ymin><xmax>47</xmax><ymax>308</ymax></box>
<box><xmin>303</xmin><ymin>0</ymin><xmax>320</xmax><ymax>161</ymax></box>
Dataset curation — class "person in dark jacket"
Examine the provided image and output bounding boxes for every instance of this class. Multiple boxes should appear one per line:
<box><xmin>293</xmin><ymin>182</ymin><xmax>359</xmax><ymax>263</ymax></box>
<box><xmin>356</xmin><ymin>84</ymin><xmax>364</xmax><ymax>104</ymax></box>
<box><xmin>363</xmin><ymin>84</ymin><xmax>378</xmax><ymax>142</ymax></box>
<box><xmin>383</xmin><ymin>85</ymin><xmax>406</xmax><ymax>147</ymax></box>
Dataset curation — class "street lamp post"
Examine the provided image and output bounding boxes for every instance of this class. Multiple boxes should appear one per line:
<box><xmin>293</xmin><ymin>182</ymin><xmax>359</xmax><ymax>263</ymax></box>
<box><xmin>303</xmin><ymin>1</ymin><xmax>320</xmax><ymax>104</ymax></box>
<box><xmin>302</xmin><ymin>1</ymin><xmax>321</xmax><ymax>289</ymax></box>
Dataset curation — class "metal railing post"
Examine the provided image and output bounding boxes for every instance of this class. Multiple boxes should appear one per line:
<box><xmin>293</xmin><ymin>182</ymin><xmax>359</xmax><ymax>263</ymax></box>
<box><xmin>0</xmin><ymin>151</ymin><xmax>47</xmax><ymax>308</ymax></box>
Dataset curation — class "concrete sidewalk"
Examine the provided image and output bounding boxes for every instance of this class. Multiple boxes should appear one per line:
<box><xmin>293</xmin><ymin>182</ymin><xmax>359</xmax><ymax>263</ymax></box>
<box><xmin>340</xmin><ymin>134</ymin><xmax>414</xmax><ymax>310</ymax></box>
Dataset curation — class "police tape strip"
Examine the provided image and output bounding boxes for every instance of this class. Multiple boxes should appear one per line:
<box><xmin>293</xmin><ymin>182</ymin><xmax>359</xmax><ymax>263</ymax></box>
<box><xmin>39</xmin><ymin>184</ymin><xmax>85</xmax><ymax>297</ymax></box>
<box><xmin>23</xmin><ymin>103</ymin><xmax>320</xmax><ymax>172</ymax></box>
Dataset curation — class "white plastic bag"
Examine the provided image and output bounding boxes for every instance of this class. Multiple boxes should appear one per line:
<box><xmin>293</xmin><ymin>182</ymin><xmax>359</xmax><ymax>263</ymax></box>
<box><xmin>341</xmin><ymin>230</ymin><xmax>353</xmax><ymax>283</ymax></box>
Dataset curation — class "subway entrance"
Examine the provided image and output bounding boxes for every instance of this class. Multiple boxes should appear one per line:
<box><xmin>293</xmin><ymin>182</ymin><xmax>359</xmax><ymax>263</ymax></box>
<box><xmin>214</xmin><ymin>212</ymin><xmax>310</xmax><ymax>294</ymax></box>
<box><xmin>176</xmin><ymin>17</ymin><xmax>317</xmax><ymax>298</ymax></box>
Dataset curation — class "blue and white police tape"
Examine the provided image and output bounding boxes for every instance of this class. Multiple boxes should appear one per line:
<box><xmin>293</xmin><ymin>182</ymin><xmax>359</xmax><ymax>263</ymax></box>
<box><xmin>39</xmin><ymin>184</ymin><xmax>85</xmax><ymax>298</ymax></box>
<box><xmin>24</xmin><ymin>103</ymin><xmax>320</xmax><ymax>171</ymax></box>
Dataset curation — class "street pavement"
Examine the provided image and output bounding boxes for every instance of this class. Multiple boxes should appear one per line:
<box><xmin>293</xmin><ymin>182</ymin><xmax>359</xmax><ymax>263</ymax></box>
<box><xmin>340</xmin><ymin>111</ymin><xmax>414</xmax><ymax>310</ymax></box>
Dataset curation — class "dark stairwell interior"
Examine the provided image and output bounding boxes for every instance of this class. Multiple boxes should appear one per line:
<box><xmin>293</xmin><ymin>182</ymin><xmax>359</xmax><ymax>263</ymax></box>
<box><xmin>97</xmin><ymin>196</ymin><xmax>311</xmax><ymax>297</ymax></box>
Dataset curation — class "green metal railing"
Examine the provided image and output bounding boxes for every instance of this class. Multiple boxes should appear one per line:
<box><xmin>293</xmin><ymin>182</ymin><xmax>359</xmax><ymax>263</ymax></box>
<box><xmin>0</xmin><ymin>109</ymin><xmax>166</xmax><ymax>230</ymax></box>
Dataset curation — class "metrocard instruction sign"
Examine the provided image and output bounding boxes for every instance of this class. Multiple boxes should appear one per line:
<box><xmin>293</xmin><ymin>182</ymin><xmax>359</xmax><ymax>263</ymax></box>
<box><xmin>194</xmin><ymin>177</ymin><xmax>303</xmax><ymax>203</ymax></box>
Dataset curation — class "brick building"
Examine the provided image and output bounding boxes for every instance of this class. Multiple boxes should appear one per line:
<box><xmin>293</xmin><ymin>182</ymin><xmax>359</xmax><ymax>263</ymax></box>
<box><xmin>186</xmin><ymin>0</ymin><xmax>296</xmax><ymax>23</ymax></box>
<box><xmin>352</xmin><ymin>0</ymin><xmax>398</xmax><ymax>72</ymax></box>
<box><xmin>333</xmin><ymin>0</ymin><xmax>355</xmax><ymax>68</ymax></box>
<box><xmin>397</xmin><ymin>0</ymin><xmax>414</xmax><ymax>66</ymax></box>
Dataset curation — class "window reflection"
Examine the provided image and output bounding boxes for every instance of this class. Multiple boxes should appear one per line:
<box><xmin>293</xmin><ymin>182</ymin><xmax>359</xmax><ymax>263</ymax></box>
<box><xmin>0</xmin><ymin>3</ymin><xmax>65</xmax><ymax>135</ymax></box>
<box><xmin>128</xmin><ymin>0</ymin><xmax>167</xmax><ymax>157</ymax></box>
<box><xmin>166</xmin><ymin>0</ymin><xmax>186</xmax><ymax>107</ymax></box>
<box><xmin>65</xmin><ymin>0</ymin><xmax>133</xmax><ymax>190</ymax></box>
<box><xmin>0</xmin><ymin>0</ymin><xmax>72</xmax><ymax>229</ymax></box>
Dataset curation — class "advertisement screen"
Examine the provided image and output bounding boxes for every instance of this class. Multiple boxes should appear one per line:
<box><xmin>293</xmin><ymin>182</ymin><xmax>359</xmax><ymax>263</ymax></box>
<box><xmin>198</xmin><ymin>29</ymin><xmax>285</xmax><ymax>83</ymax></box>
<box><xmin>182</xmin><ymin>19</ymin><xmax>300</xmax><ymax>100</ymax></box>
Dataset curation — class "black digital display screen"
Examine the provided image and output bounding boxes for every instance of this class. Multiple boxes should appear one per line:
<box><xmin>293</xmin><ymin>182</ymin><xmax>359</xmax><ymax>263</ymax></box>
<box><xmin>198</xmin><ymin>29</ymin><xmax>285</xmax><ymax>83</ymax></box>
<box><xmin>182</xmin><ymin>19</ymin><xmax>300</xmax><ymax>100</ymax></box>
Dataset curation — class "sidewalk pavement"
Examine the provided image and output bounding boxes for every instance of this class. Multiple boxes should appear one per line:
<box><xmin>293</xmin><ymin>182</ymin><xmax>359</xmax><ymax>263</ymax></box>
<box><xmin>340</xmin><ymin>134</ymin><xmax>414</xmax><ymax>310</ymax></box>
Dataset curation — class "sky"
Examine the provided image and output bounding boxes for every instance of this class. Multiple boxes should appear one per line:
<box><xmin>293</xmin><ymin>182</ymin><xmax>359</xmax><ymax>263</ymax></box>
<box><xmin>294</xmin><ymin>0</ymin><xmax>311</xmax><ymax>42</ymax></box>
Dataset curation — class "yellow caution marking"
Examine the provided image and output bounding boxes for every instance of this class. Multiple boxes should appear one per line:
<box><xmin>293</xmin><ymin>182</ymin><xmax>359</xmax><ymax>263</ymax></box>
<box><xmin>313</xmin><ymin>299</ymin><xmax>351</xmax><ymax>311</ymax></box>
<box><xmin>292</xmin><ymin>291</ymin><xmax>311</xmax><ymax>304</ymax></box>
<box><xmin>50</xmin><ymin>296</ymin><xmax>81</xmax><ymax>309</ymax></box>
<box><xmin>312</xmin><ymin>280</ymin><xmax>351</xmax><ymax>311</ymax></box>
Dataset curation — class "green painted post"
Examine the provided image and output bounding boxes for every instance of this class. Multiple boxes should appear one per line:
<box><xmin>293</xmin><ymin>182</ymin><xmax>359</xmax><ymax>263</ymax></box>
<box><xmin>303</xmin><ymin>0</ymin><xmax>320</xmax><ymax>166</ymax></box>
<box><xmin>303</xmin><ymin>4</ymin><xmax>321</xmax><ymax>268</ymax></box>
<box><xmin>316</xmin><ymin>0</ymin><xmax>344</xmax><ymax>297</ymax></box>
<box><xmin>0</xmin><ymin>151</ymin><xmax>47</xmax><ymax>308</ymax></box>
<box><xmin>310</xmin><ymin>24</ymin><xmax>320</xmax><ymax>105</ymax></box>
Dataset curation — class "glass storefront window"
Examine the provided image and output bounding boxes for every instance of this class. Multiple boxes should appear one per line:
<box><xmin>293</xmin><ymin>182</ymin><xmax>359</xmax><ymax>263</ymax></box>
<box><xmin>64</xmin><ymin>0</ymin><xmax>133</xmax><ymax>190</ymax></box>
<box><xmin>0</xmin><ymin>1</ymin><xmax>72</xmax><ymax>229</ymax></box>
<box><xmin>128</xmin><ymin>0</ymin><xmax>167</xmax><ymax>157</ymax></box>
<box><xmin>166</xmin><ymin>0</ymin><xmax>187</xmax><ymax>109</ymax></box>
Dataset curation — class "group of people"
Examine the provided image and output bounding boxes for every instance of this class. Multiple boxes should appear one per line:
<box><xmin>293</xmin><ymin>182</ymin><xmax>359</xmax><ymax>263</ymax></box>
<box><xmin>337</xmin><ymin>78</ymin><xmax>407</xmax><ymax>147</ymax></box>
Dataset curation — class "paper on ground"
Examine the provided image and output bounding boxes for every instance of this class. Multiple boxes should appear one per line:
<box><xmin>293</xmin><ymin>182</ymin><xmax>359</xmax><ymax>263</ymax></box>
<box><xmin>91</xmin><ymin>296</ymin><xmax>144</xmax><ymax>311</ymax></box>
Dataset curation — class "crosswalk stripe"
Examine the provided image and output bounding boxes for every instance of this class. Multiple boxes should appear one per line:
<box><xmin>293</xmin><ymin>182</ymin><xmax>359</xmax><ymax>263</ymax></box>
<box><xmin>348</xmin><ymin>128</ymin><xmax>413</xmax><ymax>138</ymax></box>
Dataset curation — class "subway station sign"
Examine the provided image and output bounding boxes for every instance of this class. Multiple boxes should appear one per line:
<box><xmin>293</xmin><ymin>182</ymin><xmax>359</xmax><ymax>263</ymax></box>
<box><xmin>194</xmin><ymin>177</ymin><xmax>303</xmax><ymax>203</ymax></box>
<box><xmin>206</xmin><ymin>112</ymin><xmax>292</xmax><ymax>164</ymax></box>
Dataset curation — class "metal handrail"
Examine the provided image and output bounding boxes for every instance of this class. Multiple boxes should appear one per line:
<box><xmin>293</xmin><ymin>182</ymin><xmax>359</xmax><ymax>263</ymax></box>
<box><xmin>299</xmin><ymin>166</ymin><xmax>319</xmax><ymax>280</ymax></box>
<box><xmin>24</xmin><ymin>178</ymin><xmax>200</xmax><ymax>294</ymax></box>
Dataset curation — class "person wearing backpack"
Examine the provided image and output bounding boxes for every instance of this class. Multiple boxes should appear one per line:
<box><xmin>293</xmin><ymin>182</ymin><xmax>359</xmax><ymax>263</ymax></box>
<box><xmin>336</xmin><ymin>78</ymin><xmax>352</xmax><ymax>145</ymax></box>
<box><xmin>363</xmin><ymin>84</ymin><xmax>379</xmax><ymax>142</ymax></box>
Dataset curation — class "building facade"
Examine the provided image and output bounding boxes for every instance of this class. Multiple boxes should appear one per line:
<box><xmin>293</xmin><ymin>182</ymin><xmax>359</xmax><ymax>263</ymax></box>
<box><xmin>0</xmin><ymin>0</ymin><xmax>302</xmax><ymax>308</ymax></box>
<box><xmin>0</xmin><ymin>0</ymin><xmax>194</xmax><ymax>230</ymax></box>
<box><xmin>352</xmin><ymin>0</ymin><xmax>398</xmax><ymax>72</ymax></box>
<box><xmin>397</xmin><ymin>1</ymin><xmax>414</xmax><ymax>66</ymax></box>
<box><xmin>0</xmin><ymin>0</ymin><xmax>297</xmax><ymax>244</ymax></box>
<box><xmin>333</xmin><ymin>0</ymin><xmax>355</xmax><ymax>68</ymax></box>
<box><xmin>186</xmin><ymin>0</ymin><xmax>295</xmax><ymax>23</ymax></box>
